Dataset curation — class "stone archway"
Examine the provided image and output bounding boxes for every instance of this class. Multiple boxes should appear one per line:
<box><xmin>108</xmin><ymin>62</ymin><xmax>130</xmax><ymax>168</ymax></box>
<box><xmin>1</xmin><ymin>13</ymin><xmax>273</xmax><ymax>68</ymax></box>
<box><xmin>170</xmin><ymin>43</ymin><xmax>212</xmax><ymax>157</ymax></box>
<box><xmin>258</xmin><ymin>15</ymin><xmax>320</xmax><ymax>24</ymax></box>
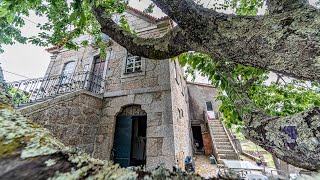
<box><xmin>118</xmin><ymin>105</ymin><xmax>147</xmax><ymax>116</ymax></box>
<box><xmin>112</xmin><ymin>105</ymin><xmax>147</xmax><ymax>167</ymax></box>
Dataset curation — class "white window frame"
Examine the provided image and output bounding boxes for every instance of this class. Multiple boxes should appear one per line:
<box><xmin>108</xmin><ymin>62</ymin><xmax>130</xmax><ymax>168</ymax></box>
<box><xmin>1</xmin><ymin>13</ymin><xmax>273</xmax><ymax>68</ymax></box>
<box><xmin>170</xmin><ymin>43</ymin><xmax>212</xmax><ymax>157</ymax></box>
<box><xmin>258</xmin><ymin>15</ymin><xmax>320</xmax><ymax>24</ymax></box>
<box><xmin>125</xmin><ymin>53</ymin><xmax>142</xmax><ymax>73</ymax></box>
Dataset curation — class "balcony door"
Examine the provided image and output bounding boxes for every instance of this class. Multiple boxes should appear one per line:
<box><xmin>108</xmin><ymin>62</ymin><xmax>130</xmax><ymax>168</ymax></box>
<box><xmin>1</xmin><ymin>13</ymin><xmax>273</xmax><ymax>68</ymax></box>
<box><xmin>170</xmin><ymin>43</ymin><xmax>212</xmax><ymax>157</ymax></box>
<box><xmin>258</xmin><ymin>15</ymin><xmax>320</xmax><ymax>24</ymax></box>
<box><xmin>89</xmin><ymin>56</ymin><xmax>105</xmax><ymax>93</ymax></box>
<box><xmin>93</xmin><ymin>56</ymin><xmax>105</xmax><ymax>78</ymax></box>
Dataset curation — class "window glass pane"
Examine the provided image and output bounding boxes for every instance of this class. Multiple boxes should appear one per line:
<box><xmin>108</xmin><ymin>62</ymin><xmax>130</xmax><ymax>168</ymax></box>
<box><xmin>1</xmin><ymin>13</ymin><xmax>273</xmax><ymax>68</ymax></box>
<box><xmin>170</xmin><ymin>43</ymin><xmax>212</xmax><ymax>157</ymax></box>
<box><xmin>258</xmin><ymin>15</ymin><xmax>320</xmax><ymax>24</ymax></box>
<box><xmin>84</xmin><ymin>64</ymin><xmax>89</xmax><ymax>71</ymax></box>
<box><xmin>60</xmin><ymin>61</ymin><xmax>75</xmax><ymax>84</ymax></box>
<box><xmin>206</xmin><ymin>101</ymin><xmax>213</xmax><ymax>111</ymax></box>
<box><xmin>126</xmin><ymin>53</ymin><xmax>142</xmax><ymax>73</ymax></box>
<box><xmin>62</xmin><ymin>61</ymin><xmax>76</xmax><ymax>75</ymax></box>
<box><xmin>126</xmin><ymin>68</ymin><xmax>133</xmax><ymax>73</ymax></box>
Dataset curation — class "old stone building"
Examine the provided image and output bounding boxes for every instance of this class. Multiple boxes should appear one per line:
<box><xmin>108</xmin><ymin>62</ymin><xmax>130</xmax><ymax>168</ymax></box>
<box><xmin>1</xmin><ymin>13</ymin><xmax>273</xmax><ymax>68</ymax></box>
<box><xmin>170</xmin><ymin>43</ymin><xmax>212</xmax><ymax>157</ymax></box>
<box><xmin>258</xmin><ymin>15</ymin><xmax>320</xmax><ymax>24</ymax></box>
<box><xmin>15</xmin><ymin>7</ymin><xmax>235</xmax><ymax>170</ymax></box>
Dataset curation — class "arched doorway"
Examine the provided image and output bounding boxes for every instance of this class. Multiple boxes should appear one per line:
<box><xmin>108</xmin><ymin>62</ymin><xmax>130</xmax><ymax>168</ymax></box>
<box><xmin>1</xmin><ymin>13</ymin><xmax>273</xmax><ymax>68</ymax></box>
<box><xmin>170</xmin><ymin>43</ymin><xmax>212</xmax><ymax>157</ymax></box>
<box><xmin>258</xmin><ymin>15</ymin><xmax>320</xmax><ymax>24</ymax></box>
<box><xmin>113</xmin><ymin>105</ymin><xmax>147</xmax><ymax>167</ymax></box>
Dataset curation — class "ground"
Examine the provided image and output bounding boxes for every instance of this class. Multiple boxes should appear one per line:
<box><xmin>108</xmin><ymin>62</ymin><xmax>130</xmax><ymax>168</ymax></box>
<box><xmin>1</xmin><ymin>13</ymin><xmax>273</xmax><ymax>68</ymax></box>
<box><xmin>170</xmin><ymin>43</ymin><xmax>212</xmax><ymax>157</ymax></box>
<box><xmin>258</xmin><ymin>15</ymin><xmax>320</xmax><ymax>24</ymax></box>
<box><xmin>194</xmin><ymin>155</ymin><xmax>217</xmax><ymax>178</ymax></box>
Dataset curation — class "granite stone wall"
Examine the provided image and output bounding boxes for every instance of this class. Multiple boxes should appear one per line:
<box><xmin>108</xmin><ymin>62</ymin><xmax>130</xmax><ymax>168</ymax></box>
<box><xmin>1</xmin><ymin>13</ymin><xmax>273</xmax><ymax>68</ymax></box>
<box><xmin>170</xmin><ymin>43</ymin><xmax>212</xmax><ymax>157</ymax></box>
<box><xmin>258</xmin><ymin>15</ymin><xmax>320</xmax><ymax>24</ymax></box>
<box><xmin>20</xmin><ymin>90</ymin><xmax>177</xmax><ymax>169</ymax></box>
<box><xmin>187</xmin><ymin>82</ymin><xmax>220</xmax><ymax>126</ymax></box>
<box><xmin>100</xmin><ymin>90</ymin><xmax>175</xmax><ymax>169</ymax></box>
<box><xmin>103</xmin><ymin>42</ymin><xmax>171</xmax><ymax>96</ymax></box>
<box><xmin>20</xmin><ymin>91</ymin><xmax>104</xmax><ymax>156</ymax></box>
<box><xmin>34</xmin><ymin>9</ymin><xmax>188</xmax><ymax>170</ymax></box>
<box><xmin>169</xmin><ymin>59</ymin><xmax>192</xmax><ymax>169</ymax></box>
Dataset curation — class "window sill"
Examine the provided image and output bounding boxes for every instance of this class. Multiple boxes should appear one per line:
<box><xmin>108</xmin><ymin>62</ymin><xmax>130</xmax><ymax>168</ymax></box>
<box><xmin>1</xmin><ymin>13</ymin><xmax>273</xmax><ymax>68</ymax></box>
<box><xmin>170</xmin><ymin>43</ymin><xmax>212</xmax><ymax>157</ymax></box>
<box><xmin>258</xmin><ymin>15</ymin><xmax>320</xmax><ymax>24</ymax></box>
<box><xmin>121</xmin><ymin>70</ymin><xmax>145</xmax><ymax>80</ymax></box>
<box><xmin>124</xmin><ymin>70</ymin><xmax>143</xmax><ymax>75</ymax></box>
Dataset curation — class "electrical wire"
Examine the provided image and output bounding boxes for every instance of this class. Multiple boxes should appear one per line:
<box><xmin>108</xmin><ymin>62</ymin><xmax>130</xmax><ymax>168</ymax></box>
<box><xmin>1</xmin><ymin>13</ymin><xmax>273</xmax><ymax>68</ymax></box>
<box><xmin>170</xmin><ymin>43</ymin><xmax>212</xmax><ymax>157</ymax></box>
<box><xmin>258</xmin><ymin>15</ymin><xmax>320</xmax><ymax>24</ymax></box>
<box><xmin>21</xmin><ymin>16</ymin><xmax>38</xmax><ymax>25</ymax></box>
<box><xmin>2</xmin><ymin>69</ymin><xmax>30</xmax><ymax>79</ymax></box>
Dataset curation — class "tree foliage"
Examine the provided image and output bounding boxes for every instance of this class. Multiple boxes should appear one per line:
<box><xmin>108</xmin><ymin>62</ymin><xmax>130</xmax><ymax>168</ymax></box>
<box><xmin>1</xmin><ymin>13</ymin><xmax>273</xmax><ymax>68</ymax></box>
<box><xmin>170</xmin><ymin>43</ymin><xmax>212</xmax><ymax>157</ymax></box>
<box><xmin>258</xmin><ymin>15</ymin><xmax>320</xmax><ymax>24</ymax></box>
<box><xmin>0</xmin><ymin>0</ymin><xmax>129</xmax><ymax>57</ymax></box>
<box><xmin>179</xmin><ymin>52</ymin><xmax>320</xmax><ymax>129</ymax></box>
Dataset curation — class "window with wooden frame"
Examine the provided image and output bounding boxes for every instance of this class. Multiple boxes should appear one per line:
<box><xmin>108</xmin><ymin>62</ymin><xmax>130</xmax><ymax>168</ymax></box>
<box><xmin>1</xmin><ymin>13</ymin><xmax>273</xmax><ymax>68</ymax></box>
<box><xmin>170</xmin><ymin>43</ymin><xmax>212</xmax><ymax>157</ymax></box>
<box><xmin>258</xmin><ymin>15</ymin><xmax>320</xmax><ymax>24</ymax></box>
<box><xmin>125</xmin><ymin>53</ymin><xmax>142</xmax><ymax>73</ymax></box>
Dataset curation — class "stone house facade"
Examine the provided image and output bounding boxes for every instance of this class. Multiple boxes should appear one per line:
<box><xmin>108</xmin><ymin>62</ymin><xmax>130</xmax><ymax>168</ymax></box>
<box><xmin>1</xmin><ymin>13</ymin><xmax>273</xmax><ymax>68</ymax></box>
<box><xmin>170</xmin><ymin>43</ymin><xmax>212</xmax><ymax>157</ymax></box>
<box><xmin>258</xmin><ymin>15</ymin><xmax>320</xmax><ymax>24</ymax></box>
<box><xmin>21</xmin><ymin>7</ymin><xmax>219</xmax><ymax>170</ymax></box>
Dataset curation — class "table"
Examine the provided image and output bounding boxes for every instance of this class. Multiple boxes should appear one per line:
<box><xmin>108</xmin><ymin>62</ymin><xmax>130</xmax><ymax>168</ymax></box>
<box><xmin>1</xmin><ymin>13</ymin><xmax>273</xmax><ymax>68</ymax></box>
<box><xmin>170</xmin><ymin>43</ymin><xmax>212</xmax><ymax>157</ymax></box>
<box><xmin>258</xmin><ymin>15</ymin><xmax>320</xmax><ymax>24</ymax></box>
<box><xmin>222</xmin><ymin>160</ymin><xmax>264</xmax><ymax>171</ymax></box>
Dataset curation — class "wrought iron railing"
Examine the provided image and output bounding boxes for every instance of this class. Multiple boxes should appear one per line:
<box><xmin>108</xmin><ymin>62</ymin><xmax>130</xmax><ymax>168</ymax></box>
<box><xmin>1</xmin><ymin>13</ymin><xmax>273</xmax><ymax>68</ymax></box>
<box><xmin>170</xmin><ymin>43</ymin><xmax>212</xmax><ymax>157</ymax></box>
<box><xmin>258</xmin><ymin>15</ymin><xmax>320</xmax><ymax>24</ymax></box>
<box><xmin>7</xmin><ymin>71</ymin><xmax>105</xmax><ymax>107</ymax></box>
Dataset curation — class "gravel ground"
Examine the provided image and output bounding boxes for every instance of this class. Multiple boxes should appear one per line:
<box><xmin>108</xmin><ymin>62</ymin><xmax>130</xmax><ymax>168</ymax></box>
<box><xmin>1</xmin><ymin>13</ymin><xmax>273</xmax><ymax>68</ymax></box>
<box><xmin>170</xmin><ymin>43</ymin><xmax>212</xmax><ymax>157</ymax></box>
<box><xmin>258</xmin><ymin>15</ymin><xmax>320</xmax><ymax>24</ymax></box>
<box><xmin>194</xmin><ymin>155</ymin><xmax>218</xmax><ymax>178</ymax></box>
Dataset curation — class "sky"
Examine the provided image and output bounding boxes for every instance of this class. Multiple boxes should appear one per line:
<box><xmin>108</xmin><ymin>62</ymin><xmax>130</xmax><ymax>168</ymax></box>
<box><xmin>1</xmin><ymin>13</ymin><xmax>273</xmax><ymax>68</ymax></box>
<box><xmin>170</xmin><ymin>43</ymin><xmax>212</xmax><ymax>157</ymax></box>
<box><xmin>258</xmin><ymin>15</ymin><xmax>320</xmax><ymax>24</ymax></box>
<box><xmin>0</xmin><ymin>0</ymin><xmax>317</xmax><ymax>82</ymax></box>
<box><xmin>0</xmin><ymin>0</ymin><xmax>165</xmax><ymax>82</ymax></box>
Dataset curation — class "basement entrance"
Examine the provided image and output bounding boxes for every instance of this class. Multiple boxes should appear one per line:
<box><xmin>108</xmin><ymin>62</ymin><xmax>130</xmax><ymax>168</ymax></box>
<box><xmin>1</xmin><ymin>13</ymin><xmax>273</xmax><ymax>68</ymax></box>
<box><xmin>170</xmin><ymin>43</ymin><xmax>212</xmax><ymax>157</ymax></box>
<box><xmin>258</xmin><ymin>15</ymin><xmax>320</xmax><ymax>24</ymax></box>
<box><xmin>113</xmin><ymin>105</ymin><xmax>147</xmax><ymax>167</ymax></box>
<box><xmin>192</xmin><ymin>126</ymin><xmax>204</xmax><ymax>152</ymax></box>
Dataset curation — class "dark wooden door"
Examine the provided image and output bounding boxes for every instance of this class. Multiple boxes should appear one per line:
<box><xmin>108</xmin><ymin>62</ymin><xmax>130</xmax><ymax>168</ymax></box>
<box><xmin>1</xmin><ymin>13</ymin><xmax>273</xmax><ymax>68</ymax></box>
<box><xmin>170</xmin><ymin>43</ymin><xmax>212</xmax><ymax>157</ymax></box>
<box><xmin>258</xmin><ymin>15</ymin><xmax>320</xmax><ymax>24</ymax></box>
<box><xmin>113</xmin><ymin>116</ymin><xmax>132</xmax><ymax>167</ymax></box>
<box><xmin>92</xmin><ymin>56</ymin><xmax>105</xmax><ymax>77</ymax></box>
<box><xmin>89</xmin><ymin>56</ymin><xmax>105</xmax><ymax>92</ymax></box>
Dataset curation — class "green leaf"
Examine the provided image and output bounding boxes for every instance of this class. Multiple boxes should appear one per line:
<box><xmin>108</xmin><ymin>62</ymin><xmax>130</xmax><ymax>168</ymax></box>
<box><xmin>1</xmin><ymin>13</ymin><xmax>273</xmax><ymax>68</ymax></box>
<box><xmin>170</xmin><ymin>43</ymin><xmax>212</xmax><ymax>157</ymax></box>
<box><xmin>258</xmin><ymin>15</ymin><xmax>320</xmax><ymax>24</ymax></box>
<box><xmin>0</xmin><ymin>8</ymin><xmax>8</xmax><ymax>17</ymax></box>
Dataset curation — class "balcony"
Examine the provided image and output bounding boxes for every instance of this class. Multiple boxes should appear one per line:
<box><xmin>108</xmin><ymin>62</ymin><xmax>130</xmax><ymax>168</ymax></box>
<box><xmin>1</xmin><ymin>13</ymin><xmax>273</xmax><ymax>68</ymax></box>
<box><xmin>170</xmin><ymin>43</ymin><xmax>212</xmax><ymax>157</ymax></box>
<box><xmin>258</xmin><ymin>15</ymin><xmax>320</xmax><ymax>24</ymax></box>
<box><xmin>7</xmin><ymin>71</ymin><xmax>105</xmax><ymax>107</ymax></box>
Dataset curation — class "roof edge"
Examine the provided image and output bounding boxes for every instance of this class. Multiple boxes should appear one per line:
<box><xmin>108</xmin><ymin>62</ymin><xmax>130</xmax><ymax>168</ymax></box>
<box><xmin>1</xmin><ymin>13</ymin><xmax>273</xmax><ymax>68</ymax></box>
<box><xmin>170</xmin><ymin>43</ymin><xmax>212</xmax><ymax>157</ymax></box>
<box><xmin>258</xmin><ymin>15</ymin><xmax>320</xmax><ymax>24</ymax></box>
<box><xmin>45</xmin><ymin>6</ymin><xmax>170</xmax><ymax>53</ymax></box>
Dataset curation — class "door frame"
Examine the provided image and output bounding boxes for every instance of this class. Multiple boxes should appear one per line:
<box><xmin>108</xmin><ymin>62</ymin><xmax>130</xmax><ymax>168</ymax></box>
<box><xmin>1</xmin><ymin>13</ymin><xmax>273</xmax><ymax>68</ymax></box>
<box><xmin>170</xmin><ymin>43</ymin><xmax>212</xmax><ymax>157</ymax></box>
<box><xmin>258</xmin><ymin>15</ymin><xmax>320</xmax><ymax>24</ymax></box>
<box><xmin>113</xmin><ymin>114</ymin><xmax>147</xmax><ymax>167</ymax></box>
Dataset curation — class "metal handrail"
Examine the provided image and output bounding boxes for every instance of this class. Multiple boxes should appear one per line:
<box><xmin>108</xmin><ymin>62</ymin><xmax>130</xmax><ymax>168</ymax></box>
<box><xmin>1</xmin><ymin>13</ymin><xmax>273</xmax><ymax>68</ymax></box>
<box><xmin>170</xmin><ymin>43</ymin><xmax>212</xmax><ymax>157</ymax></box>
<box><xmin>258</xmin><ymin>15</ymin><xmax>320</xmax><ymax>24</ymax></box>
<box><xmin>7</xmin><ymin>71</ymin><xmax>105</xmax><ymax>107</ymax></box>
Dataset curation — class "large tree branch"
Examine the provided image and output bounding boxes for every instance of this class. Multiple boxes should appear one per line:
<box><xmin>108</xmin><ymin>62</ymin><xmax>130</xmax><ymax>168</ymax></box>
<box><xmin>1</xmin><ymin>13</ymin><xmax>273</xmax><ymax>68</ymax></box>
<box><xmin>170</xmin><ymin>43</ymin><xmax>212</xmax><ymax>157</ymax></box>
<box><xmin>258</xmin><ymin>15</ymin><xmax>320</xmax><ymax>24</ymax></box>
<box><xmin>203</xmin><ymin>6</ymin><xmax>320</xmax><ymax>82</ymax></box>
<box><xmin>93</xmin><ymin>2</ymin><xmax>320</xmax><ymax>81</ymax></box>
<box><xmin>232</xmin><ymin>95</ymin><xmax>320</xmax><ymax>171</ymax></box>
<box><xmin>151</xmin><ymin>0</ymin><xmax>213</xmax><ymax>29</ymax></box>
<box><xmin>92</xmin><ymin>6</ymin><xmax>191</xmax><ymax>59</ymax></box>
<box><xmin>266</xmin><ymin>0</ymin><xmax>309</xmax><ymax>13</ymax></box>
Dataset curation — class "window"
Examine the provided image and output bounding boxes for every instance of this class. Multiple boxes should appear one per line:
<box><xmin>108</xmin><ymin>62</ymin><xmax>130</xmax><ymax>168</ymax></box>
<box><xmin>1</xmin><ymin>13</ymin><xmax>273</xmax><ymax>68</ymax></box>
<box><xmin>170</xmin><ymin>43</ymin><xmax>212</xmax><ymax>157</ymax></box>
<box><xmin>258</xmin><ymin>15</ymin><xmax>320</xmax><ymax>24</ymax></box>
<box><xmin>174</xmin><ymin>61</ymin><xmax>179</xmax><ymax>84</ymax></box>
<box><xmin>125</xmin><ymin>53</ymin><xmax>142</xmax><ymax>73</ymax></box>
<box><xmin>93</xmin><ymin>56</ymin><xmax>106</xmax><ymax>77</ymax></box>
<box><xmin>60</xmin><ymin>61</ymin><xmax>76</xmax><ymax>84</ymax></box>
<box><xmin>84</xmin><ymin>64</ymin><xmax>89</xmax><ymax>71</ymax></box>
<box><xmin>206</xmin><ymin>101</ymin><xmax>213</xmax><ymax>111</ymax></box>
<box><xmin>62</xmin><ymin>61</ymin><xmax>76</xmax><ymax>75</ymax></box>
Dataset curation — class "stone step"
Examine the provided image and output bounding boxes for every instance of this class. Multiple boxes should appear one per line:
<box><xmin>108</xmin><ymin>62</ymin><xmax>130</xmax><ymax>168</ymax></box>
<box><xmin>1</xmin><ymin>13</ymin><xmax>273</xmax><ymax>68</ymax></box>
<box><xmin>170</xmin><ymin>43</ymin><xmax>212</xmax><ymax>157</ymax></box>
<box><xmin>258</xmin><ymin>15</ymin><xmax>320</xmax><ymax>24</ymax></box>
<box><xmin>211</xmin><ymin>127</ymin><xmax>225</xmax><ymax>130</ymax></box>
<box><xmin>209</xmin><ymin>122</ymin><xmax>223</xmax><ymax>125</ymax></box>
<box><xmin>214</xmin><ymin>141</ymin><xmax>232</xmax><ymax>145</ymax></box>
<box><xmin>209</xmin><ymin>120</ymin><xmax>221</xmax><ymax>123</ymax></box>
<box><xmin>212</xmin><ymin>130</ymin><xmax>226</xmax><ymax>134</ymax></box>
<box><xmin>212</xmin><ymin>138</ymin><xmax>230</xmax><ymax>142</ymax></box>
<box><xmin>219</xmin><ymin>154</ymin><xmax>239</xmax><ymax>160</ymax></box>
<box><xmin>217</xmin><ymin>149</ymin><xmax>236</xmax><ymax>154</ymax></box>
<box><xmin>209</xmin><ymin>121</ymin><xmax>223</xmax><ymax>124</ymax></box>
<box><xmin>212</xmin><ymin>131</ymin><xmax>227</xmax><ymax>135</ymax></box>
<box><xmin>215</xmin><ymin>144</ymin><xmax>233</xmax><ymax>151</ymax></box>
<box><xmin>209</xmin><ymin>123</ymin><xmax>223</xmax><ymax>126</ymax></box>
<box><xmin>213</xmin><ymin>134</ymin><xmax>228</xmax><ymax>138</ymax></box>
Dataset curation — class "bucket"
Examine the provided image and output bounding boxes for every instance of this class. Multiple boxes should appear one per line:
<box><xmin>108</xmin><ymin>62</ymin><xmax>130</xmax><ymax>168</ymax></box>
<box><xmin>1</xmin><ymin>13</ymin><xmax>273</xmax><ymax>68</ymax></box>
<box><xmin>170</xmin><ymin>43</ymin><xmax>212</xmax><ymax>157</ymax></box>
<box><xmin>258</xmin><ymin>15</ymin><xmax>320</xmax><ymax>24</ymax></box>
<box><xmin>210</xmin><ymin>155</ymin><xmax>216</xmax><ymax>164</ymax></box>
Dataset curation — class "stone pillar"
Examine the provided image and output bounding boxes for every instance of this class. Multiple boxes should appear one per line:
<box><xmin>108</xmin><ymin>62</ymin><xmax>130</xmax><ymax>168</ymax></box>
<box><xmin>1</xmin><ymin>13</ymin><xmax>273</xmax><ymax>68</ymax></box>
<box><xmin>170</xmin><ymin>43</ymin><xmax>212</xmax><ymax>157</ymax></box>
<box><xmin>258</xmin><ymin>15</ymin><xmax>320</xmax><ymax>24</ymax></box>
<box><xmin>280</xmin><ymin>159</ymin><xmax>289</xmax><ymax>175</ymax></box>
<box><xmin>233</xmin><ymin>138</ymin><xmax>243</xmax><ymax>153</ymax></box>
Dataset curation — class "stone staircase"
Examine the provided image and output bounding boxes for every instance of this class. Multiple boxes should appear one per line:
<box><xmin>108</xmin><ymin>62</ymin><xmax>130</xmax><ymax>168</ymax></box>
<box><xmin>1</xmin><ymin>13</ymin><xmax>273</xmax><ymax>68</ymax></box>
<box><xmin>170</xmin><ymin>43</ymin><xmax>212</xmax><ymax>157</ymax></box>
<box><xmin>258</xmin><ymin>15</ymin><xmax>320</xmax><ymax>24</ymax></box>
<box><xmin>208</xmin><ymin>120</ymin><xmax>239</xmax><ymax>163</ymax></box>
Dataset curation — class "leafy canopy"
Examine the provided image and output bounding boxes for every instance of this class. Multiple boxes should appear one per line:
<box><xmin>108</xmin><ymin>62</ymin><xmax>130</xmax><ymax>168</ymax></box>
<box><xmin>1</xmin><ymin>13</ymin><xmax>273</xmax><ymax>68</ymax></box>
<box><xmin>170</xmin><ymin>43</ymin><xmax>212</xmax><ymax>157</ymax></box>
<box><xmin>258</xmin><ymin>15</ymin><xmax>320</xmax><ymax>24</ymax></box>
<box><xmin>0</xmin><ymin>0</ymin><xmax>129</xmax><ymax>56</ymax></box>
<box><xmin>179</xmin><ymin>53</ymin><xmax>320</xmax><ymax>129</ymax></box>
